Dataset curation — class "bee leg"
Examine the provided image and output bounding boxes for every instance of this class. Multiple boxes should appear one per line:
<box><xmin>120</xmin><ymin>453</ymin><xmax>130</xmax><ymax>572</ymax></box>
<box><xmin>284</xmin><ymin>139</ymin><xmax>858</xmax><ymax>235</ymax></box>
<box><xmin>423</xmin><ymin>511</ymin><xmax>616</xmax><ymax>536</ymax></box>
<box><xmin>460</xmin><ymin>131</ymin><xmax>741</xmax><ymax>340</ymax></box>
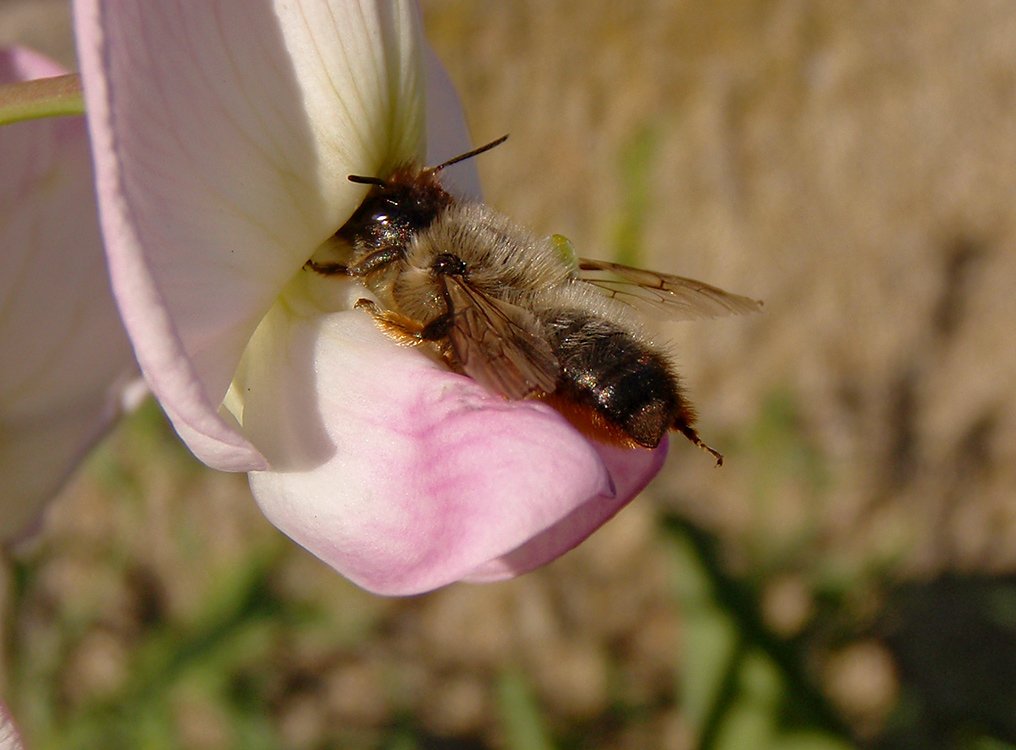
<box><xmin>354</xmin><ymin>298</ymin><xmax>430</xmax><ymax>345</ymax></box>
<box><xmin>307</xmin><ymin>247</ymin><xmax>404</xmax><ymax>277</ymax></box>
<box><xmin>304</xmin><ymin>259</ymin><xmax>349</xmax><ymax>275</ymax></box>
<box><xmin>418</xmin><ymin>313</ymin><xmax>453</xmax><ymax>341</ymax></box>
<box><xmin>346</xmin><ymin>247</ymin><xmax>404</xmax><ymax>276</ymax></box>
<box><xmin>676</xmin><ymin>424</ymin><xmax>724</xmax><ymax>467</ymax></box>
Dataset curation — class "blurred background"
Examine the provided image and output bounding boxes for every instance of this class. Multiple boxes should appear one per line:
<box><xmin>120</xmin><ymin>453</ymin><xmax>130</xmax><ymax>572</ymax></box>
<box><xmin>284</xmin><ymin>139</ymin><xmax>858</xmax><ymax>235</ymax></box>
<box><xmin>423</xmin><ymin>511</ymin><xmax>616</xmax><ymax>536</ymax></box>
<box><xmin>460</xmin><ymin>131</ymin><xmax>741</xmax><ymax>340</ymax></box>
<box><xmin>3</xmin><ymin>1</ymin><xmax>1016</xmax><ymax>748</ymax></box>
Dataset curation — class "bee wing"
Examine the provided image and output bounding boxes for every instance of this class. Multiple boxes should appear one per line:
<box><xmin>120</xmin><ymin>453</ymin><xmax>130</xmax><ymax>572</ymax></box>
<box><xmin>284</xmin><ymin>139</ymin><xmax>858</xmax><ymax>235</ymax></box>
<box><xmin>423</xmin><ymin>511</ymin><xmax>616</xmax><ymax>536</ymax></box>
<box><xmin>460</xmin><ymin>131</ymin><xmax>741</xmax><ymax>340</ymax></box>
<box><xmin>578</xmin><ymin>258</ymin><xmax>763</xmax><ymax>321</ymax></box>
<box><xmin>444</xmin><ymin>276</ymin><xmax>560</xmax><ymax>399</ymax></box>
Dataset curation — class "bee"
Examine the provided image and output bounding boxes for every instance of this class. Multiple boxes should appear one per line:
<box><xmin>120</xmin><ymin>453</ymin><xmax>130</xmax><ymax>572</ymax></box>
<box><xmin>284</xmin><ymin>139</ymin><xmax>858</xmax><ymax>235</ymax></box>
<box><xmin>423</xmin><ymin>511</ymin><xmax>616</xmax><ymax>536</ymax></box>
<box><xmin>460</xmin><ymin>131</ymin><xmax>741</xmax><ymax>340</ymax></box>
<box><xmin>306</xmin><ymin>135</ymin><xmax>761</xmax><ymax>465</ymax></box>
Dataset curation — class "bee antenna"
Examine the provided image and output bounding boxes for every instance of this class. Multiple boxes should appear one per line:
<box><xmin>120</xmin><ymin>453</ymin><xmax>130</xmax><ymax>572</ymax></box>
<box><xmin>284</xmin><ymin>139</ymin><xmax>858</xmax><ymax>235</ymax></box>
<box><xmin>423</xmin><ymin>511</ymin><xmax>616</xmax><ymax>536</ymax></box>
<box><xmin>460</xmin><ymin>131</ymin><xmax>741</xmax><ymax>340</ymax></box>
<box><xmin>429</xmin><ymin>134</ymin><xmax>509</xmax><ymax>173</ymax></box>
<box><xmin>348</xmin><ymin>174</ymin><xmax>389</xmax><ymax>187</ymax></box>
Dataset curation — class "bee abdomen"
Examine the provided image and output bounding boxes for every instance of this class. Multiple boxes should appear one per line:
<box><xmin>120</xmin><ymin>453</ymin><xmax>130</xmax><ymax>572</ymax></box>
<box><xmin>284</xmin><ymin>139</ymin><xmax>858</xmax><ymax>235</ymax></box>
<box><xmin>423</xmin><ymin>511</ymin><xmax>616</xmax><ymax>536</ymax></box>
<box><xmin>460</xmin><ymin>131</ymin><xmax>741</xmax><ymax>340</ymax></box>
<box><xmin>539</xmin><ymin>310</ymin><xmax>692</xmax><ymax>448</ymax></box>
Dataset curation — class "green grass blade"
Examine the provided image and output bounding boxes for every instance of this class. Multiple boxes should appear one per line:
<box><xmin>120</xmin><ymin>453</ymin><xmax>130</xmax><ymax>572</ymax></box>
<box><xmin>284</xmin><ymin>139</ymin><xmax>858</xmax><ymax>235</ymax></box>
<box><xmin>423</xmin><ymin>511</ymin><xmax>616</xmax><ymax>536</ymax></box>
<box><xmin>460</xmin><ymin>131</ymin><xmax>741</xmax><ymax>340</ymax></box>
<box><xmin>497</xmin><ymin>669</ymin><xmax>556</xmax><ymax>750</ymax></box>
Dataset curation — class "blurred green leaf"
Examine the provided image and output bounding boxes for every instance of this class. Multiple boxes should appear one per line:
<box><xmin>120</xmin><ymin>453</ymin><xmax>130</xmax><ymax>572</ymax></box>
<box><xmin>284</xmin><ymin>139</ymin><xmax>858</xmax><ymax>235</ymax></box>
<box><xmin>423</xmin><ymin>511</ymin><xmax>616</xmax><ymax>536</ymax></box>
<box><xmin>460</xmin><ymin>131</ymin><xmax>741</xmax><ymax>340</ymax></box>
<box><xmin>663</xmin><ymin>515</ymin><xmax>854</xmax><ymax>749</ymax></box>
<box><xmin>748</xmin><ymin>389</ymin><xmax>829</xmax><ymax>503</ymax></box>
<box><xmin>611</xmin><ymin>123</ymin><xmax>659</xmax><ymax>266</ymax></box>
<box><xmin>967</xmin><ymin>738</ymin><xmax>1016</xmax><ymax>750</ymax></box>
<box><xmin>669</xmin><ymin>527</ymin><xmax>741</xmax><ymax>730</ymax></box>
<box><xmin>497</xmin><ymin>668</ymin><xmax>556</xmax><ymax>750</ymax></box>
<box><xmin>383</xmin><ymin>731</ymin><xmax>419</xmax><ymax>750</ymax></box>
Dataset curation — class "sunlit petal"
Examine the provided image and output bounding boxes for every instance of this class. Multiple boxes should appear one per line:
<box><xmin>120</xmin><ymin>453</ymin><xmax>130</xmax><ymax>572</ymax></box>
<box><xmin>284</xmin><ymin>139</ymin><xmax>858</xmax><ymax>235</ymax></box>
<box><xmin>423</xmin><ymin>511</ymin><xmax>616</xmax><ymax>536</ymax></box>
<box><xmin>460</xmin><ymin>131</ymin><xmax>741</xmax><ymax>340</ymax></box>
<box><xmin>74</xmin><ymin>0</ymin><xmax>425</xmax><ymax>469</ymax></box>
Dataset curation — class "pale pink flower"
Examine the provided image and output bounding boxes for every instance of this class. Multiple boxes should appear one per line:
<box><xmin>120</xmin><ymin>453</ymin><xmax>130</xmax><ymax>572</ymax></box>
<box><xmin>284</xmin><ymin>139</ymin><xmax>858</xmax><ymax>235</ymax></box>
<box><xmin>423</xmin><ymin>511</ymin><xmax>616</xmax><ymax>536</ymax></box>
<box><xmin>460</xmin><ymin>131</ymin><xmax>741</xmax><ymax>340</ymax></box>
<box><xmin>74</xmin><ymin>0</ymin><xmax>666</xmax><ymax>594</ymax></box>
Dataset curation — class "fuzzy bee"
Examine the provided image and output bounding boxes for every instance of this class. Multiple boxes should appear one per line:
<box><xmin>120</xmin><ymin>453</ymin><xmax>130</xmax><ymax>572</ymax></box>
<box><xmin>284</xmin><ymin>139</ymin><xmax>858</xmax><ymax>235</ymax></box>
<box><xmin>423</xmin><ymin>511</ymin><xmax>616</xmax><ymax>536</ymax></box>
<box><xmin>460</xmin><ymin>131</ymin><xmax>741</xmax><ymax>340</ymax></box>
<box><xmin>306</xmin><ymin>136</ymin><xmax>761</xmax><ymax>465</ymax></box>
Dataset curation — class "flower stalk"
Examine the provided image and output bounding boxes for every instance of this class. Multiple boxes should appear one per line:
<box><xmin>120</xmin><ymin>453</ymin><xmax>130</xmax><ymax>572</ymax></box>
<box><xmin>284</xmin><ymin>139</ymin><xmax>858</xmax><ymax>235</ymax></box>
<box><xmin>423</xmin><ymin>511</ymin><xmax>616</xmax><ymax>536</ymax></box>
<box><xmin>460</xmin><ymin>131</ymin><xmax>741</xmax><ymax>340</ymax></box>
<box><xmin>0</xmin><ymin>73</ymin><xmax>83</xmax><ymax>125</ymax></box>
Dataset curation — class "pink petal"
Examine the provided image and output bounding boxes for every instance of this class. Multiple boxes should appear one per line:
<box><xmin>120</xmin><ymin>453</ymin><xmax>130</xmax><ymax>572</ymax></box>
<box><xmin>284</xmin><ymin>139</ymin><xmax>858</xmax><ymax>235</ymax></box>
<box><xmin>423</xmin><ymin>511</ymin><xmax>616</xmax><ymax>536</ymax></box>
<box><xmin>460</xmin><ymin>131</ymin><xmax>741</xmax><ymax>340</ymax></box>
<box><xmin>239</xmin><ymin>282</ymin><xmax>665</xmax><ymax>595</ymax></box>
<box><xmin>0</xmin><ymin>45</ymin><xmax>65</xmax><ymax>80</ymax></box>
<box><xmin>0</xmin><ymin>700</ymin><xmax>23</xmax><ymax>750</ymax></box>
<box><xmin>73</xmin><ymin>0</ymin><xmax>426</xmax><ymax>470</ymax></box>
<box><xmin>464</xmin><ymin>439</ymin><xmax>667</xmax><ymax>582</ymax></box>
<box><xmin>0</xmin><ymin>47</ymin><xmax>137</xmax><ymax>541</ymax></box>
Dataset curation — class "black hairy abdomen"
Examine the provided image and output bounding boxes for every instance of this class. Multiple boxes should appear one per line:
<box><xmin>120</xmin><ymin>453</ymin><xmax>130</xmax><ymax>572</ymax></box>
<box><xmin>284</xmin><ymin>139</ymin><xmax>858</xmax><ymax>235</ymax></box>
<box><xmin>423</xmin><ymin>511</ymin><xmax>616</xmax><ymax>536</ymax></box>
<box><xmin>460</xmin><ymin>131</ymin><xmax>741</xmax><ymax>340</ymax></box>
<box><xmin>539</xmin><ymin>310</ymin><xmax>689</xmax><ymax>448</ymax></box>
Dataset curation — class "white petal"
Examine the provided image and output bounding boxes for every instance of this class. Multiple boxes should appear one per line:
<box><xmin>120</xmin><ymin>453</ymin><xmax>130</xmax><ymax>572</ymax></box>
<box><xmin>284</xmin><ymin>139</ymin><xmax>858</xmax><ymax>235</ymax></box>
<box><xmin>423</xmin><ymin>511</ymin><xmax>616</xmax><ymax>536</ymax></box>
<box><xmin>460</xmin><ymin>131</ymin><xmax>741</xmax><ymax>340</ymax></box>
<box><xmin>74</xmin><ymin>0</ymin><xmax>426</xmax><ymax>469</ymax></box>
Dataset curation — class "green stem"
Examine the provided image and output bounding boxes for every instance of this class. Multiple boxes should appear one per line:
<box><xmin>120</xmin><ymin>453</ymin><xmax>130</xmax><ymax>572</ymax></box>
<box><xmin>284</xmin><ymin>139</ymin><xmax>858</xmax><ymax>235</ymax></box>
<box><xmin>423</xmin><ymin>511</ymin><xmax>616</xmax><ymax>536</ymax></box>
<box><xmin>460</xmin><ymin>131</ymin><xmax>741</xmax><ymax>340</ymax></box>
<box><xmin>0</xmin><ymin>74</ymin><xmax>84</xmax><ymax>125</ymax></box>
